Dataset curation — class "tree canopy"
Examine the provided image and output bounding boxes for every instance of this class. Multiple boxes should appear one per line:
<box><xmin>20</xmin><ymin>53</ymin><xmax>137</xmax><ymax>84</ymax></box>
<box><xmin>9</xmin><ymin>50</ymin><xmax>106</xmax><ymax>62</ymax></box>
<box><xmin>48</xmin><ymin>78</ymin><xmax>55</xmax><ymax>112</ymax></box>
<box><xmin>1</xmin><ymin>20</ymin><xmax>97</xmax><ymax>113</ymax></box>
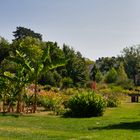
<box><xmin>121</xmin><ymin>46</ymin><xmax>140</xmax><ymax>85</ymax></box>
<box><xmin>13</xmin><ymin>26</ymin><xmax>42</xmax><ymax>40</ymax></box>
<box><xmin>0</xmin><ymin>37</ymin><xmax>10</xmax><ymax>64</ymax></box>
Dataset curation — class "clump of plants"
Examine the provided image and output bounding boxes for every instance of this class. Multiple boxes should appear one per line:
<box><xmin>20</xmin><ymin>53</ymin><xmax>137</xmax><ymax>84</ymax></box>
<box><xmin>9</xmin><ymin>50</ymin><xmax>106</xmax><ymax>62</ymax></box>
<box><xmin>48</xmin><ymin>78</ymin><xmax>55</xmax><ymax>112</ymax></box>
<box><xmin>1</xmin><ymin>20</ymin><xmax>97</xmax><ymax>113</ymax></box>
<box><xmin>38</xmin><ymin>90</ymin><xmax>65</xmax><ymax>115</ymax></box>
<box><xmin>106</xmin><ymin>95</ymin><xmax>120</xmax><ymax>107</ymax></box>
<box><xmin>64</xmin><ymin>91</ymin><xmax>106</xmax><ymax>118</ymax></box>
<box><xmin>100</xmin><ymin>86</ymin><xmax>123</xmax><ymax>107</ymax></box>
<box><xmin>62</xmin><ymin>88</ymin><xmax>79</xmax><ymax>96</ymax></box>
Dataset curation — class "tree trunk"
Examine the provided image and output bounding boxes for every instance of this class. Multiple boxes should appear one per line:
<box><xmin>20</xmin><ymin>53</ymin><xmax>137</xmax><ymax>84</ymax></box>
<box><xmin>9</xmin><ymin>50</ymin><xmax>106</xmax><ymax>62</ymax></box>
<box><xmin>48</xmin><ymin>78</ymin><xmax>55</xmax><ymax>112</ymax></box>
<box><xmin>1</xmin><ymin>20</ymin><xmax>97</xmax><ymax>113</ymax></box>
<box><xmin>3</xmin><ymin>95</ymin><xmax>6</xmax><ymax>113</ymax></box>
<box><xmin>33</xmin><ymin>83</ymin><xmax>37</xmax><ymax>113</ymax></box>
<box><xmin>16</xmin><ymin>94</ymin><xmax>21</xmax><ymax>113</ymax></box>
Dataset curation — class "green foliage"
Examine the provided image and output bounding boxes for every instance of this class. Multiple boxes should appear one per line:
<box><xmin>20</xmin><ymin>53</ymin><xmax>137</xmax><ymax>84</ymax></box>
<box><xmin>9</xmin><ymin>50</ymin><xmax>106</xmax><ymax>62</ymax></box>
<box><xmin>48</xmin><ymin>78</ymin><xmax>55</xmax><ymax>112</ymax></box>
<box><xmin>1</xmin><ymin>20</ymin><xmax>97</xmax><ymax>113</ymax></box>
<box><xmin>62</xmin><ymin>88</ymin><xmax>80</xmax><ymax>95</ymax></box>
<box><xmin>40</xmin><ymin>97</ymin><xmax>57</xmax><ymax>111</ymax></box>
<box><xmin>2</xmin><ymin>27</ymin><xmax>140</xmax><ymax>115</ymax></box>
<box><xmin>122</xmin><ymin>45</ymin><xmax>140</xmax><ymax>85</ymax></box>
<box><xmin>13</xmin><ymin>26</ymin><xmax>42</xmax><ymax>40</ymax></box>
<box><xmin>62</xmin><ymin>77</ymin><xmax>73</xmax><ymax>88</ymax></box>
<box><xmin>85</xmin><ymin>58</ymin><xmax>94</xmax><ymax>65</ymax></box>
<box><xmin>105</xmin><ymin>67</ymin><xmax>118</xmax><ymax>83</ymax></box>
<box><xmin>90</xmin><ymin>64</ymin><xmax>98</xmax><ymax>81</ymax></box>
<box><xmin>11</xmin><ymin>37</ymin><xmax>66</xmax><ymax>112</ymax></box>
<box><xmin>95</xmin><ymin>70</ymin><xmax>103</xmax><ymax>83</ymax></box>
<box><xmin>100</xmin><ymin>86</ymin><xmax>123</xmax><ymax>107</ymax></box>
<box><xmin>106</xmin><ymin>95</ymin><xmax>120</xmax><ymax>107</ymax></box>
<box><xmin>63</xmin><ymin>45</ymin><xmax>88</xmax><ymax>87</ymax></box>
<box><xmin>117</xmin><ymin>62</ymin><xmax>128</xmax><ymax>82</ymax></box>
<box><xmin>47</xmin><ymin>41</ymin><xmax>65</xmax><ymax>63</ymax></box>
<box><xmin>13</xmin><ymin>36</ymin><xmax>44</xmax><ymax>64</ymax></box>
<box><xmin>116</xmin><ymin>63</ymin><xmax>134</xmax><ymax>89</ymax></box>
<box><xmin>38</xmin><ymin>42</ymin><xmax>65</xmax><ymax>87</ymax></box>
<box><xmin>0</xmin><ymin>37</ymin><xmax>10</xmax><ymax>63</ymax></box>
<box><xmin>90</xmin><ymin>64</ymin><xmax>103</xmax><ymax>83</ymax></box>
<box><xmin>118</xmin><ymin>79</ymin><xmax>134</xmax><ymax>90</ymax></box>
<box><xmin>96</xmin><ymin>57</ymin><xmax>119</xmax><ymax>74</ymax></box>
<box><xmin>38</xmin><ymin>91</ymin><xmax>64</xmax><ymax>115</ymax></box>
<box><xmin>0</xmin><ymin>71</ymin><xmax>24</xmax><ymax>113</ymax></box>
<box><xmin>38</xmin><ymin>70</ymin><xmax>62</xmax><ymax>87</ymax></box>
<box><xmin>65</xmin><ymin>91</ymin><xmax>106</xmax><ymax>117</ymax></box>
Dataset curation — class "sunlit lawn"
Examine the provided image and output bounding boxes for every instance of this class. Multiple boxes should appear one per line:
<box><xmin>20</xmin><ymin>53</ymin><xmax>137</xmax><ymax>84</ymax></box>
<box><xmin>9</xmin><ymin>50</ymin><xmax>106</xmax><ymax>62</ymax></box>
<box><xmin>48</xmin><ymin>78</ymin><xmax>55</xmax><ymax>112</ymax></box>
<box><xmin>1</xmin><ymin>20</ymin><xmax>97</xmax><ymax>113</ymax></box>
<box><xmin>0</xmin><ymin>102</ymin><xmax>140</xmax><ymax>140</ymax></box>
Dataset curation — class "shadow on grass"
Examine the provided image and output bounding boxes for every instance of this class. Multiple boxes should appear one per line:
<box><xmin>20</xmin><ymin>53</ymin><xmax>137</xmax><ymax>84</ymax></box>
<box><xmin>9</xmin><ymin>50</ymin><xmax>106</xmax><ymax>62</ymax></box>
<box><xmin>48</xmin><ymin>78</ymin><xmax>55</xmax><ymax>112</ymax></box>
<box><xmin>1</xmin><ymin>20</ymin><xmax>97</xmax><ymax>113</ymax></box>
<box><xmin>88</xmin><ymin>121</ymin><xmax>140</xmax><ymax>130</ymax></box>
<box><xmin>0</xmin><ymin>112</ymin><xmax>21</xmax><ymax>117</ymax></box>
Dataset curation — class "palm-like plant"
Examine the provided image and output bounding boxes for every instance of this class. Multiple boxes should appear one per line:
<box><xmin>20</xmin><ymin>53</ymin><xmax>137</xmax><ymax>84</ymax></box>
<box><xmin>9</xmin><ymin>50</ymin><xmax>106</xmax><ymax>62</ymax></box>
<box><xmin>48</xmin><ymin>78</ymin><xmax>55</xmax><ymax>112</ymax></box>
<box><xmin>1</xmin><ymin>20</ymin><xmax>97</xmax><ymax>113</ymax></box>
<box><xmin>8</xmin><ymin>37</ymin><xmax>66</xmax><ymax>113</ymax></box>
<box><xmin>0</xmin><ymin>68</ymin><xmax>29</xmax><ymax>113</ymax></box>
<box><xmin>29</xmin><ymin>45</ymin><xmax>66</xmax><ymax>112</ymax></box>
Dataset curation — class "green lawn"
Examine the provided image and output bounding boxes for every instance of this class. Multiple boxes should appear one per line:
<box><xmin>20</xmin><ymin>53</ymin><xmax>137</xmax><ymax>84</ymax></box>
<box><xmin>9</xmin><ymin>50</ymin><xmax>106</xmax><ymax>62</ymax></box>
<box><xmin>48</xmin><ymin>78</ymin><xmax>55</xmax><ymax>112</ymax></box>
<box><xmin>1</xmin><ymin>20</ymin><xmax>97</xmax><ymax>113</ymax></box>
<box><xmin>0</xmin><ymin>102</ymin><xmax>140</xmax><ymax>140</ymax></box>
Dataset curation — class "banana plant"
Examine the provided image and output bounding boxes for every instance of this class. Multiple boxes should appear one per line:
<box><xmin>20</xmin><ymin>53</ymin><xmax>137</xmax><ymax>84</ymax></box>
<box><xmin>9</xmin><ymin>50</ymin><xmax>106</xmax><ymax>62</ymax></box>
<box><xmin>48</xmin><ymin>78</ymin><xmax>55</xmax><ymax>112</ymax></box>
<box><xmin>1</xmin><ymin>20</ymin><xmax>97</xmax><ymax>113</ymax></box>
<box><xmin>0</xmin><ymin>77</ymin><xmax>8</xmax><ymax>113</ymax></box>
<box><xmin>28</xmin><ymin>45</ymin><xmax>66</xmax><ymax>113</ymax></box>
<box><xmin>7</xmin><ymin>41</ymin><xmax>66</xmax><ymax>113</ymax></box>
<box><xmin>0</xmin><ymin>68</ymin><xmax>29</xmax><ymax>113</ymax></box>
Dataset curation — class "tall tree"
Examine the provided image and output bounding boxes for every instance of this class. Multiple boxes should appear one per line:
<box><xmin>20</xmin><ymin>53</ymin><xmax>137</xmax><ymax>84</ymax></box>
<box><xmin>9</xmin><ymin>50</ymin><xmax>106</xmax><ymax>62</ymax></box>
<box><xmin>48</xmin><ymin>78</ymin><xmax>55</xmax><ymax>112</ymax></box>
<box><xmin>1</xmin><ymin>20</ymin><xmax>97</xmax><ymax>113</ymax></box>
<box><xmin>90</xmin><ymin>64</ymin><xmax>98</xmax><ymax>89</ymax></box>
<box><xmin>90</xmin><ymin>64</ymin><xmax>98</xmax><ymax>81</ymax></box>
<box><xmin>95</xmin><ymin>70</ymin><xmax>103</xmax><ymax>83</ymax></box>
<box><xmin>117</xmin><ymin>62</ymin><xmax>128</xmax><ymax>84</ymax></box>
<box><xmin>38</xmin><ymin>41</ymin><xmax>65</xmax><ymax>87</ymax></box>
<box><xmin>13</xmin><ymin>26</ymin><xmax>42</xmax><ymax>40</ymax></box>
<box><xmin>0</xmin><ymin>37</ymin><xmax>10</xmax><ymax>64</ymax></box>
<box><xmin>121</xmin><ymin>46</ymin><xmax>140</xmax><ymax>85</ymax></box>
<box><xmin>105</xmin><ymin>67</ymin><xmax>118</xmax><ymax>83</ymax></box>
<box><xmin>96</xmin><ymin>57</ymin><xmax>119</xmax><ymax>74</ymax></box>
<box><xmin>63</xmin><ymin>45</ymin><xmax>88</xmax><ymax>87</ymax></box>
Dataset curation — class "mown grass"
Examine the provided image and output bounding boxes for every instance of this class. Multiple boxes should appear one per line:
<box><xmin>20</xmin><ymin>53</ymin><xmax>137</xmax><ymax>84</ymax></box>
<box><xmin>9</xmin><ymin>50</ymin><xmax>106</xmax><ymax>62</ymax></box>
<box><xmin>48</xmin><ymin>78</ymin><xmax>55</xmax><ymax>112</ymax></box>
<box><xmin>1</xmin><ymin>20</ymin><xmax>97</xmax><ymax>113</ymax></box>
<box><xmin>0</xmin><ymin>102</ymin><xmax>140</xmax><ymax>140</ymax></box>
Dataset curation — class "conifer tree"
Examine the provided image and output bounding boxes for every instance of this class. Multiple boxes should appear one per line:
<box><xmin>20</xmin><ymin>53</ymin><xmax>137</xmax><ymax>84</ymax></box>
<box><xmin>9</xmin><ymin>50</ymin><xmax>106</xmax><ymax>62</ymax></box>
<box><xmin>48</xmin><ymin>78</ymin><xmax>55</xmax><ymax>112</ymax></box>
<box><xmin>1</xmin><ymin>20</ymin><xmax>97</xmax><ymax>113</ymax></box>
<box><xmin>117</xmin><ymin>62</ymin><xmax>128</xmax><ymax>83</ymax></box>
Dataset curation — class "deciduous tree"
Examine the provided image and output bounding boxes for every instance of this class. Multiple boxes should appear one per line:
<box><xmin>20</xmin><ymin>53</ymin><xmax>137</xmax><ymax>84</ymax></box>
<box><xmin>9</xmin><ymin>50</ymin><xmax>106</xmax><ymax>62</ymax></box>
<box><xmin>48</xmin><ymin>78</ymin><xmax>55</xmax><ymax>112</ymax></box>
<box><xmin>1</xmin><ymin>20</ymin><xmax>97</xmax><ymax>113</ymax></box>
<box><xmin>121</xmin><ymin>46</ymin><xmax>140</xmax><ymax>85</ymax></box>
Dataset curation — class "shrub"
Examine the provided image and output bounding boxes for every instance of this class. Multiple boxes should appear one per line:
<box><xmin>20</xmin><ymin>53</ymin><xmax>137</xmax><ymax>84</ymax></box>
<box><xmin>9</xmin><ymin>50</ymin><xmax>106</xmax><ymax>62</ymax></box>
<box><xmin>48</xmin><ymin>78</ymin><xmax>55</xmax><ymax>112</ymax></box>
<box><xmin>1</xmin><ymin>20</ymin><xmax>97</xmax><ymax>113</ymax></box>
<box><xmin>106</xmin><ymin>95</ymin><xmax>120</xmax><ymax>107</ymax></box>
<box><xmin>64</xmin><ymin>91</ymin><xmax>106</xmax><ymax>117</ymax></box>
<box><xmin>62</xmin><ymin>77</ymin><xmax>73</xmax><ymax>88</ymax></box>
<box><xmin>117</xmin><ymin>79</ymin><xmax>134</xmax><ymax>90</ymax></box>
<box><xmin>62</xmin><ymin>88</ymin><xmax>86</xmax><ymax>96</ymax></box>
<box><xmin>96</xmin><ymin>83</ymin><xmax>108</xmax><ymax>90</ymax></box>
<box><xmin>100</xmin><ymin>86</ymin><xmax>122</xmax><ymax>107</ymax></box>
<box><xmin>62</xmin><ymin>88</ymin><xmax>78</xmax><ymax>95</ymax></box>
<box><xmin>38</xmin><ymin>90</ymin><xmax>64</xmax><ymax>115</ymax></box>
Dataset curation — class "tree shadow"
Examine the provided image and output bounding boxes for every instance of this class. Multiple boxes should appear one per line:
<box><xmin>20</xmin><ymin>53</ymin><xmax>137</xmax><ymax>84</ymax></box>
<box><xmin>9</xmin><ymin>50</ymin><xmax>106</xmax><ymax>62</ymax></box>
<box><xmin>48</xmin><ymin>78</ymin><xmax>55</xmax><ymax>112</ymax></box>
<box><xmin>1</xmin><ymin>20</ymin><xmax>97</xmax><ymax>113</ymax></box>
<box><xmin>0</xmin><ymin>112</ymin><xmax>21</xmax><ymax>117</ymax></box>
<box><xmin>88</xmin><ymin>121</ymin><xmax>140</xmax><ymax>130</ymax></box>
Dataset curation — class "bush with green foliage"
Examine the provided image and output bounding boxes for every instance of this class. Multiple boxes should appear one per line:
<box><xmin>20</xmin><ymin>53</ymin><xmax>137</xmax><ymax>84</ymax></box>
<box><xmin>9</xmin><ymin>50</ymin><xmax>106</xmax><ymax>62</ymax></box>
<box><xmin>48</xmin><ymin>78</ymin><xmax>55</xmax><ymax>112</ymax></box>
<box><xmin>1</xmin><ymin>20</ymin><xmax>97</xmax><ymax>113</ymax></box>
<box><xmin>100</xmin><ymin>86</ymin><xmax>122</xmax><ymax>107</ymax></box>
<box><xmin>62</xmin><ymin>88</ymin><xmax>79</xmax><ymax>95</ymax></box>
<box><xmin>105</xmin><ymin>67</ymin><xmax>118</xmax><ymax>83</ymax></box>
<box><xmin>62</xmin><ymin>77</ymin><xmax>73</xmax><ymax>88</ymax></box>
<box><xmin>64</xmin><ymin>91</ymin><xmax>106</xmax><ymax>117</ymax></box>
<box><xmin>106</xmin><ymin>95</ymin><xmax>120</xmax><ymax>107</ymax></box>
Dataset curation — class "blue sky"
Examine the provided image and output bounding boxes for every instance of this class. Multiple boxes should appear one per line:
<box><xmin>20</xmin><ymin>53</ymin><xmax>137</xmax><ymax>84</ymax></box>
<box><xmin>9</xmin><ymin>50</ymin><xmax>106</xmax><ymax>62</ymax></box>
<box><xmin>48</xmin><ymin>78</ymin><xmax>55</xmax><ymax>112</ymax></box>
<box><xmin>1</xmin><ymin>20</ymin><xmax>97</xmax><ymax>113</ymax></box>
<box><xmin>0</xmin><ymin>0</ymin><xmax>140</xmax><ymax>60</ymax></box>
